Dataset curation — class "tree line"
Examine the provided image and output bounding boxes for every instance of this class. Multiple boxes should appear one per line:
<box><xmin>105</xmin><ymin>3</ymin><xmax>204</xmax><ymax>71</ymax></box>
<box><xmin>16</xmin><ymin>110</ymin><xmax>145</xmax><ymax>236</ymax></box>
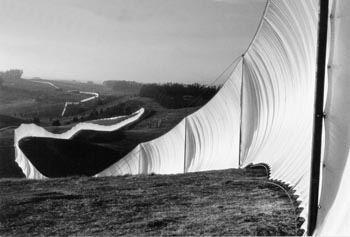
<box><xmin>139</xmin><ymin>83</ymin><xmax>219</xmax><ymax>109</ymax></box>
<box><xmin>0</xmin><ymin>69</ymin><xmax>23</xmax><ymax>88</ymax></box>
<box><xmin>103</xmin><ymin>80</ymin><xmax>142</xmax><ymax>95</ymax></box>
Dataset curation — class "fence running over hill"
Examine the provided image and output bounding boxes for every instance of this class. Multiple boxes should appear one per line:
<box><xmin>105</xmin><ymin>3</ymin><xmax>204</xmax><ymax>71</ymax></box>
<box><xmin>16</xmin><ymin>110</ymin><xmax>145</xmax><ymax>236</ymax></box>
<box><xmin>61</xmin><ymin>91</ymin><xmax>99</xmax><ymax>116</ymax></box>
<box><xmin>14</xmin><ymin>109</ymin><xmax>144</xmax><ymax>179</ymax></box>
<box><xmin>30</xmin><ymin>80</ymin><xmax>100</xmax><ymax>117</ymax></box>
<box><xmin>31</xmin><ymin>80</ymin><xmax>60</xmax><ymax>89</ymax></box>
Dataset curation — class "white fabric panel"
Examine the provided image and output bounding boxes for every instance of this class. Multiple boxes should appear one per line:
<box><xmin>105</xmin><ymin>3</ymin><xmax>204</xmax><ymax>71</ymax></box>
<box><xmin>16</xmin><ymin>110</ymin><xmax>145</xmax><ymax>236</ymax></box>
<box><xmin>100</xmin><ymin>119</ymin><xmax>186</xmax><ymax>176</ymax></box>
<box><xmin>95</xmin><ymin>145</ymin><xmax>141</xmax><ymax>177</ymax></box>
<box><xmin>185</xmin><ymin>59</ymin><xmax>242</xmax><ymax>172</ymax></box>
<box><xmin>15</xmin><ymin>124</ymin><xmax>51</xmax><ymax>179</ymax></box>
<box><xmin>14</xmin><ymin>108</ymin><xmax>144</xmax><ymax>179</ymax></box>
<box><xmin>62</xmin><ymin>91</ymin><xmax>99</xmax><ymax>116</ymax></box>
<box><xmin>139</xmin><ymin>119</ymin><xmax>186</xmax><ymax>174</ymax></box>
<box><xmin>239</xmin><ymin>0</ymin><xmax>318</xmax><ymax>229</ymax></box>
<box><xmin>105</xmin><ymin>60</ymin><xmax>242</xmax><ymax>176</ymax></box>
<box><xmin>32</xmin><ymin>80</ymin><xmax>60</xmax><ymax>89</ymax></box>
<box><xmin>315</xmin><ymin>0</ymin><xmax>350</xmax><ymax>235</ymax></box>
<box><xmin>80</xmin><ymin>91</ymin><xmax>99</xmax><ymax>103</ymax></box>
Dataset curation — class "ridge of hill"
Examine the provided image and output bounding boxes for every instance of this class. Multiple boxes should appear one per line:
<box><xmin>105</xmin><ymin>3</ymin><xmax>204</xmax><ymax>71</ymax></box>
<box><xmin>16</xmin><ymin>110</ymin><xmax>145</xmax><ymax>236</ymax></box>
<box><xmin>0</xmin><ymin>114</ymin><xmax>28</xmax><ymax>130</ymax></box>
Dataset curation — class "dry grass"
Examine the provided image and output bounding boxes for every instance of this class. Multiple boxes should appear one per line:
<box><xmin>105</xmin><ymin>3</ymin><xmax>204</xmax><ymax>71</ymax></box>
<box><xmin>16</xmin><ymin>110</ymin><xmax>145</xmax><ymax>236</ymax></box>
<box><xmin>0</xmin><ymin>168</ymin><xmax>304</xmax><ymax>236</ymax></box>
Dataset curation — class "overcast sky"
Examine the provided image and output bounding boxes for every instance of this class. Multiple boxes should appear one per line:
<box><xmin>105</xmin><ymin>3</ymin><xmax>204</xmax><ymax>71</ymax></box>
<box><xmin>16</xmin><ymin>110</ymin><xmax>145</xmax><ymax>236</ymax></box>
<box><xmin>0</xmin><ymin>0</ymin><xmax>266</xmax><ymax>84</ymax></box>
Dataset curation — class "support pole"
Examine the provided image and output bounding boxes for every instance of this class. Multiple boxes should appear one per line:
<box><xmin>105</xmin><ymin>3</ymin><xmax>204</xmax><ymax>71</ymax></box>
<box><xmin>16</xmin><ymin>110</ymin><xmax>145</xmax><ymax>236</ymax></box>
<box><xmin>238</xmin><ymin>55</ymin><xmax>245</xmax><ymax>168</ymax></box>
<box><xmin>184</xmin><ymin>118</ymin><xmax>187</xmax><ymax>173</ymax></box>
<box><xmin>307</xmin><ymin>0</ymin><xmax>329</xmax><ymax>235</ymax></box>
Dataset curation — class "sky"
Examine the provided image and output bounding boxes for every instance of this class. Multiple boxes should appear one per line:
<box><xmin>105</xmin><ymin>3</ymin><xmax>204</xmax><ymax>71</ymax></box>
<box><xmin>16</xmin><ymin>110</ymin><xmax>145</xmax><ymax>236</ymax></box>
<box><xmin>0</xmin><ymin>0</ymin><xmax>266</xmax><ymax>84</ymax></box>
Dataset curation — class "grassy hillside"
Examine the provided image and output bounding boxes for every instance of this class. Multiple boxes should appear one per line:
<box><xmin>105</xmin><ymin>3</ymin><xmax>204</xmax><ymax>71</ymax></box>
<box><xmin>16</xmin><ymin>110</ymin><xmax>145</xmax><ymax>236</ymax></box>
<box><xmin>0</xmin><ymin>77</ymin><xmax>139</xmax><ymax>121</ymax></box>
<box><xmin>0</xmin><ymin>79</ymin><xmax>92</xmax><ymax>119</ymax></box>
<box><xmin>0</xmin><ymin>96</ymin><xmax>198</xmax><ymax>178</ymax></box>
<box><xmin>0</xmin><ymin>168</ymin><xmax>304</xmax><ymax>236</ymax></box>
<box><xmin>0</xmin><ymin>114</ymin><xmax>28</xmax><ymax>129</ymax></box>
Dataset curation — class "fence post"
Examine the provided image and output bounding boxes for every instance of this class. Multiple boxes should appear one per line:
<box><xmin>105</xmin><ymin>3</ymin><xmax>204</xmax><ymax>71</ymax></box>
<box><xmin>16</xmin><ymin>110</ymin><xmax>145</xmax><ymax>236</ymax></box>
<box><xmin>308</xmin><ymin>0</ymin><xmax>329</xmax><ymax>235</ymax></box>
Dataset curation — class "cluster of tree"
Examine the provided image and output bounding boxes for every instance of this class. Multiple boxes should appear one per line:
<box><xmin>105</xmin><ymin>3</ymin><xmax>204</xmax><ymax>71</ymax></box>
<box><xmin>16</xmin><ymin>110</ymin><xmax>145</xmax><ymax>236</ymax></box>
<box><xmin>77</xmin><ymin>101</ymin><xmax>143</xmax><ymax>123</ymax></box>
<box><xmin>51</xmin><ymin>100</ymin><xmax>143</xmax><ymax>127</ymax></box>
<box><xmin>32</xmin><ymin>117</ymin><xmax>41</xmax><ymax>125</ymax></box>
<box><xmin>0</xmin><ymin>69</ymin><xmax>23</xmax><ymax>88</ymax></box>
<box><xmin>102</xmin><ymin>101</ymin><xmax>144</xmax><ymax>117</ymax></box>
<box><xmin>103</xmin><ymin>80</ymin><xmax>143</xmax><ymax>95</ymax></box>
<box><xmin>52</xmin><ymin>119</ymin><xmax>61</xmax><ymax>126</ymax></box>
<box><xmin>139</xmin><ymin>83</ymin><xmax>219</xmax><ymax>109</ymax></box>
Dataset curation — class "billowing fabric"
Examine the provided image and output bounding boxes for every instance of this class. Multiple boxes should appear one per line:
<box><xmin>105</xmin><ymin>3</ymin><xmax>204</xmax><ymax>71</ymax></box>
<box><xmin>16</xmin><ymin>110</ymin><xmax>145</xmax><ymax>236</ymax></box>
<box><xmin>314</xmin><ymin>0</ymin><xmax>350</xmax><ymax>235</ymax></box>
<box><xmin>101</xmin><ymin>59</ymin><xmax>242</xmax><ymax>175</ymax></box>
<box><xmin>185</xmin><ymin>60</ymin><xmax>242</xmax><ymax>172</ymax></box>
<box><xmin>97</xmin><ymin>120</ymin><xmax>186</xmax><ymax>176</ymax></box>
<box><xmin>14</xmin><ymin>108</ymin><xmax>144</xmax><ymax>179</ymax></box>
<box><xmin>140</xmin><ymin>119</ymin><xmax>186</xmax><ymax>174</ymax></box>
<box><xmin>95</xmin><ymin>145</ymin><xmax>142</xmax><ymax>177</ymax></box>
<box><xmin>239</xmin><ymin>0</ymin><xmax>318</xmax><ymax>229</ymax></box>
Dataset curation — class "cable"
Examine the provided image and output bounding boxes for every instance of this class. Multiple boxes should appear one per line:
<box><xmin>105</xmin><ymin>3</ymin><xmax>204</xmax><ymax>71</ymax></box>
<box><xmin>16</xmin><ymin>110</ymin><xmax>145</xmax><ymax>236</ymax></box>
<box><xmin>243</xmin><ymin>0</ymin><xmax>270</xmax><ymax>56</ymax></box>
<box><xmin>187</xmin><ymin>55</ymin><xmax>242</xmax><ymax>108</ymax></box>
<box><xmin>265</xmin><ymin>180</ymin><xmax>299</xmax><ymax>236</ymax></box>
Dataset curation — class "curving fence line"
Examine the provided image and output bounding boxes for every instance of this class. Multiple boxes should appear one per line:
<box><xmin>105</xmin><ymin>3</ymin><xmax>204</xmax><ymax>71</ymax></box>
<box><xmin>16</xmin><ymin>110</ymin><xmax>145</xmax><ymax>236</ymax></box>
<box><xmin>30</xmin><ymin>79</ymin><xmax>100</xmax><ymax>117</ymax></box>
<box><xmin>61</xmin><ymin>91</ymin><xmax>99</xmax><ymax>116</ymax></box>
<box><xmin>31</xmin><ymin>80</ymin><xmax>60</xmax><ymax>89</ymax></box>
<box><xmin>14</xmin><ymin>108</ymin><xmax>144</xmax><ymax>179</ymax></box>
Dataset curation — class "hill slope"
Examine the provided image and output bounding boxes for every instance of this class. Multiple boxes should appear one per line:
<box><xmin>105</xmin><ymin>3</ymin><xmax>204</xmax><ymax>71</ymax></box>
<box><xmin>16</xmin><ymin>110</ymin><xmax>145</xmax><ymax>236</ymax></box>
<box><xmin>0</xmin><ymin>114</ymin><xmax>28</xmax><ymax>129</ymax></box>
<box><xmin>0</xmin><ymin>168</ymin><xmax>303</xmax><ymax>236</ymax></box>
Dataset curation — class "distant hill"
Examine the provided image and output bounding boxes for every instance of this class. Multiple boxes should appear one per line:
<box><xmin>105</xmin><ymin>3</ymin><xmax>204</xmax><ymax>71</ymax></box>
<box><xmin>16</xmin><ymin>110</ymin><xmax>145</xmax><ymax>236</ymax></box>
<box><xmin>103</xmin><ymin>80</ymin><xmax>143</xmax><ymax>95</ymax></box>
<box><xmin>0</xmin><ymin>114</ymin><xmax>28</xmax><ymax>129</ymax></box>
<box><xmin>0</xmin><ymin>79</ymin><xmax>90</xmax><ymax>120</ymax></box>
<box><xmin>139</xmin><ymin>83</ymin><xmax>219</xmax><ymax>109</ymax></box>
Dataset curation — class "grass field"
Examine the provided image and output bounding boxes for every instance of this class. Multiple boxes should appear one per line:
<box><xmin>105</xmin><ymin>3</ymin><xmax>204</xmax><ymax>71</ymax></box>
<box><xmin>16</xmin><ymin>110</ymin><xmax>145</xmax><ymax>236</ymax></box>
<box><xmin>0</xmin><ymin>168</ymin><xmax>304</xmax><ymax>236</ymax></box>
<box><xmin>0</xmin><ymin>79</ymin><xmax>89</xmax><ymax>117</ymax></box>
<box><xmin>0</xmin><ymin>77</ymin><xmax>139</xmax><ymax>122</ymax></box>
